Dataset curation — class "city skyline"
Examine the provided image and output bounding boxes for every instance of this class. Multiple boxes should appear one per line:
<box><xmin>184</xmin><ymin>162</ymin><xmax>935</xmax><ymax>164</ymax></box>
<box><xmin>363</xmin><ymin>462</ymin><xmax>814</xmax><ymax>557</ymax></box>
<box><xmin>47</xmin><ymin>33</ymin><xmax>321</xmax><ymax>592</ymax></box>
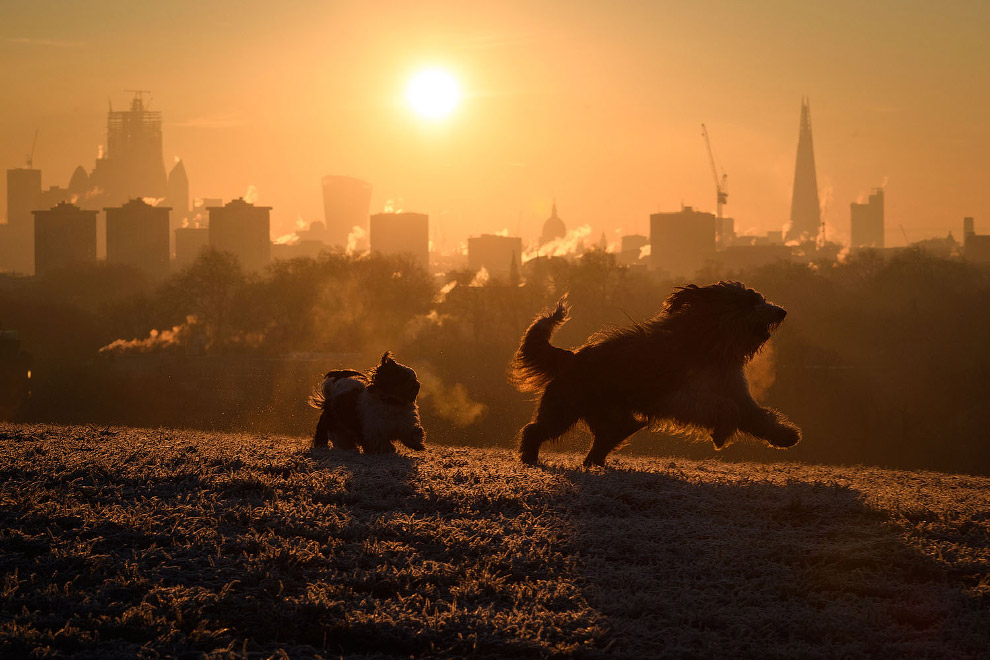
<box><xmin>2</xmin><ymin>1</ymin><xmax>988</xmax><ymax>246</ymax></box>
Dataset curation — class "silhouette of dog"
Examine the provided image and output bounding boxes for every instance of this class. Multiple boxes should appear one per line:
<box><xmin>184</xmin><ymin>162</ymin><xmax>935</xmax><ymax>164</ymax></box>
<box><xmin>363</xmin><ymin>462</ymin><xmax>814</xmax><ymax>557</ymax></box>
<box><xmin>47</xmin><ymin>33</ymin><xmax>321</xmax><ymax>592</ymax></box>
<box><xmin>309</xmin><ymin>352</ymin><xmax>426</xmax><ymax>453</ymax></box>
<box><xmin>510</xmin><ymin>282</ymin><xmax>801</xmax><ymax>466</ymax></box>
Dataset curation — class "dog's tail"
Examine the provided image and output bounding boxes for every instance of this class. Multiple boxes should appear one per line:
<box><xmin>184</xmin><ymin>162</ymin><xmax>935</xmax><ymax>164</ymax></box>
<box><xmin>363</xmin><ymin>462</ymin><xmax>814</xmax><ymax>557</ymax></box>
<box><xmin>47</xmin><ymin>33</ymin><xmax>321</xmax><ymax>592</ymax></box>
<box><xmin>308</xmin><ymin>370</ymin><xmax>366</xmax><ymax>409</ymax></box>
<box><xmin>509</xmin><ymin>296</ymin><xmax>574</xmax><ymax>392</ymax></box>
<box><xmin>308</xmin><ymin>384</ymin><xmax>327</xmax><ymax>410</ymax></box>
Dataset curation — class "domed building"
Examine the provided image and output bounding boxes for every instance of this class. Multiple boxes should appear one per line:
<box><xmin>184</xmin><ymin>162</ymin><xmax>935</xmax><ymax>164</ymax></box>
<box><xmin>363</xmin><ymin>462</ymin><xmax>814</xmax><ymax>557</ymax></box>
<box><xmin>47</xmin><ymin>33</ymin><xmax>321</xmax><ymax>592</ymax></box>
<box><xmin>67</xmin><ymin>165</ymin><xmax>89</xmax><ymax>197</ymax></box>
<box><xmin>539</xmin><ymin>202</ymin><xmax>566</xmax><ymax>246</ymax></box>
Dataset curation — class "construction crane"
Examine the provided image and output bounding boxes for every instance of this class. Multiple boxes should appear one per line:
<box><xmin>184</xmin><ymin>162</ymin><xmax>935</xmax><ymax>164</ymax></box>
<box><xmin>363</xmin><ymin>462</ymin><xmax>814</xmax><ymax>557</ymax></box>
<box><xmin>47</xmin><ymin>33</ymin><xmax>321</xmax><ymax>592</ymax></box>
<box><xmin>701</xmin><ymin>123</ymin><xmax>728</xmax><ymax>219</ymax></box>
<box><xmin>25</xmin><ymin>129</ymin><xmax>38</xmax><ymax>169</ymax></box>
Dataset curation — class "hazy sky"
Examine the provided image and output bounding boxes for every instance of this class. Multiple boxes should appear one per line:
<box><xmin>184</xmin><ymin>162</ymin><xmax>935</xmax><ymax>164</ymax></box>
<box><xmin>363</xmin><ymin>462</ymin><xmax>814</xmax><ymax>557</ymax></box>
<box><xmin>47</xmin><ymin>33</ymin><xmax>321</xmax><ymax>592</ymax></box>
<box><xmin>2</xmin><ymin>0</ymin><xmax>988</xmax><ymax>247</ymax></box>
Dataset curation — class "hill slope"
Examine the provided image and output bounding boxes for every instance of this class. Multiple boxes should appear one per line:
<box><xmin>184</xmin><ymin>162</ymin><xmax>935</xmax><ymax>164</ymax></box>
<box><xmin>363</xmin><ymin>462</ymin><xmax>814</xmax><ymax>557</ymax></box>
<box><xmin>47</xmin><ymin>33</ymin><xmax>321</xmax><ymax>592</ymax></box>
<box><xmin>1</xmin><ymin>424</ymin><xmax>989</xmax><ymax>659</ymax></box>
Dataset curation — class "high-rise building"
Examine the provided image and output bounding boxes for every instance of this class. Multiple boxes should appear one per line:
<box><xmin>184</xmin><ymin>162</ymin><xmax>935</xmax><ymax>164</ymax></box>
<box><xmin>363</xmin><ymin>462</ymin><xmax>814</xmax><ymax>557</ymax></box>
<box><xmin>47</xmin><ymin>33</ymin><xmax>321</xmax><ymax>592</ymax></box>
<box><xmin>322</xmin><ymin>175</ymin><xmax>372</xmax><ymax>249</ymax></box>
<box><xmin>174</xmin><ymin>226</ymin><xmax>209</xmax><ymax>270</ymax></box>
<box><xmin>617</xmin><ymin>234</ymin><xmax>648</xmax><ymax>267</ymax></box>
<box><xmin>540</xmin><ymin>202</ymin><xmax>566</xmax><ymax>246</ymax></box>
<box><xmin>103</xmin><ymin>91</ymin><xmax>167</xmax><ymax>204</ymax></box>
<box><xmin>165</xmin><ymin>160</ymin><xmax>190</xmax><ymax>257</ymax></box>
<box><xmin>33</xmin><ymin>202</ymin><xmax>98</xmax><ymax>277</ymax></box>
<box><xmin>166</xmin><ymin>160</ymin><xmax>190</xmax><ymax>224</ymax></box>
<box><xmin>850</xmin><ymin>188</ymin><xmax>885</xmax><ymax>248</ymax></box>
<box><xmin>467</xmin><ymin>234</ymin><xmax>523</xmax><ymax>280</ymax></box>
<box><xmin>105</xmin><ymin>198</ymin><xmax>171</xmax><ymax>279</ymax></box>
<box><xmin>650</xmin><ymin>206</ymin><xmax>716</xmax><ymax>278</ymax></box>
<box><xmin>369</xmin><ymin>212</ymin><xmax>429</xmax><ymax>269</ymax></box>
<box><xmin>208</xmin><ymin>198</ymin><xmax>271</xmax><ymax>272</ymax></box>
<box><xmin>786</xmin><ymin>98</ymin><xmax>822</xmax><ymax>243</ymax></box>
<box><xmin>3</xmin><ymin>168</ymin><xmax>41</xmax><ymax>274</ymax></box>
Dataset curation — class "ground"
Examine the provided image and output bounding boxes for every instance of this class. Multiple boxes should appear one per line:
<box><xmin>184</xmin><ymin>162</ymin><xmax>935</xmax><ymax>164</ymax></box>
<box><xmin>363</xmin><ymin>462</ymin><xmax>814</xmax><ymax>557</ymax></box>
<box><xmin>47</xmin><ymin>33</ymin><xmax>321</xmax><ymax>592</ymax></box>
<box><xmin>1</xmin><ymin>423</ymin><xmax>989</xmax><ymax>659</ymax></box>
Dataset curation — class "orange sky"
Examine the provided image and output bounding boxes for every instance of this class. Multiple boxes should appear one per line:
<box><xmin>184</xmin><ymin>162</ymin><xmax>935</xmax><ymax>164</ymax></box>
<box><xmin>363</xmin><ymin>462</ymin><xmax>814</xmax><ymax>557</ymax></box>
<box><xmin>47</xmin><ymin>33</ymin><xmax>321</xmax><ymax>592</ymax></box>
<box><xmin>2</xmin><ymin>0</ymin><xmax>988</xmax><ymax>248</ymax></box>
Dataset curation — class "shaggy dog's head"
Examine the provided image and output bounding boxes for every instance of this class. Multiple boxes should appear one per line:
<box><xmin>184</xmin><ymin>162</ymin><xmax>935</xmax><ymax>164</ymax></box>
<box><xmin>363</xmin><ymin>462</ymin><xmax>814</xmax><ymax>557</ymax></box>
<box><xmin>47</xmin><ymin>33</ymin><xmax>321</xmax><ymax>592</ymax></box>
<box><xmin>367</xmin><ymin>351</ymin><xmax>421</xmax><ymax>405</ymax></box>
<box><xmin>663</xmin><ymin>281</ymin><xmax>787</xmax><ymax>361</ymax></box>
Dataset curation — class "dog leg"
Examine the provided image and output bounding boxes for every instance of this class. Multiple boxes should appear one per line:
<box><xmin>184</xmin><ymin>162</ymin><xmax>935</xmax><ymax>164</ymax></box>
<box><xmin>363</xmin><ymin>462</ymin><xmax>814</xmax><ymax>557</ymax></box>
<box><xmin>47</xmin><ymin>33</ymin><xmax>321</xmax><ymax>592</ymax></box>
<box><xmin>519</xmin><ymin>393</ymin><xmax>578</xmax><ymax>465</ymax></box>
<box><xmin>401</xmin><ymin>424</ymin><xmax>426</xmax><ymax>451</ymax></box>
<box><xmin>330</xmin><ymin>430</ymin><xmax>360</xmax><ymax>452</ymax></box>
<box><xmin>738</xmin><ymin>406</ymin><xmax>801</xmax><ymax>448</ymax></box>
<box><xmin>584</xmin><ymin>413</ymin><xmax>647</xmax><ymax>467</ymax></box>
<box><xmin>312</xmin><ymin>407</ymin><xmax>333</xmax><ymax>448</ymax></box>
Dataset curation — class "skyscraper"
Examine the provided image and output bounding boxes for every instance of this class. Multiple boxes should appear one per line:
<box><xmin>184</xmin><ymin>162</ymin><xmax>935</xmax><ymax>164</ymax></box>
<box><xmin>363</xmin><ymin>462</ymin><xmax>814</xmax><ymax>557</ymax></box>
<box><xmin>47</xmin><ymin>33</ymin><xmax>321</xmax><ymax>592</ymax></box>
<box><xmin>105</xmin><ymin>198</ymin><xmax>171</xmax><ymax>279</ymax></box>
<box><xmin>468</xmin><ymin>234</ymin><xmax>523</xmax><ymax>280</ymax></box>
<box><xmin>850</xmin><ymin>188</ymin><xmax>885</xmax><ymax>248</ymax></box>
<box><xmin>369</xmin><ymin>212</ymin><xmax>429</xmax><ymax>269</ymax></box>
<box><xmin>3</xmin><ymin>168</ymin><xmax>41</xmax><ymax>274</ymax></box>
<box><xmin>33</xmin><ymin>202</ymin><xmax>98</xmax><ymax>277</ymax></box>
<box><xmin>165</xmin><ymin>160</ymin><xmax>190</xmax><ymax>256</ymax></box>
<box><xmin>166</xmin><ymin>160</ymin><xmax>190</xmax><ymax>224</ymax></box>
<box><xmin>322</xmin><ymin>175</ymin><xmax>372</xmax><ymax>249</ymax></box>
<box><xmin>786</xmin><ymin>98</ymin><xmax>822</xmax><ymax>243</ymax></box>
<box><xmin>208</xmin><ymin>198</ymin><xmax>271</xmax><ymax>272</ymax></box>
<box><xmin>650</xmin><ymin>206</ymin><xmax>716</xmax><ymax>278</ymax></box>
<box><xmin>103</xmin><ymin>91</ymin><xmax>167</xmax><ymax>204</ymax></box>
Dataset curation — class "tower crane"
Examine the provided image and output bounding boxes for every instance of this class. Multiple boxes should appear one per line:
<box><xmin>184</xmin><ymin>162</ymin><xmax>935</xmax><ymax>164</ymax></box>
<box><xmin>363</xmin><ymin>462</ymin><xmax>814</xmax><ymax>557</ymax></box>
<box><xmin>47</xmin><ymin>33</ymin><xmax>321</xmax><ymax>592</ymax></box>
<box><xmin>701</xmin><ymin>123</ymin><xmax>728</xmax><ymax>219</ymax></box>
<box><xmin>26</xmin><ymin>129</ymin><xmax>38</xmax><ymax>169</ymax></box>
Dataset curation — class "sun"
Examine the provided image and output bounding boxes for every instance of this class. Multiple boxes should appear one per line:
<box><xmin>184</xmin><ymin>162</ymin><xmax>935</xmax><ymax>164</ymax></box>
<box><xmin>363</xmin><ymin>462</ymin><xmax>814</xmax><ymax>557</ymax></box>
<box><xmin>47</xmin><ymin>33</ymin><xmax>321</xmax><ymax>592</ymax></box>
<box><xmin>405</xmin><ymin>68</ymin><xmax>461</xmax><ymax>120</ymax></box>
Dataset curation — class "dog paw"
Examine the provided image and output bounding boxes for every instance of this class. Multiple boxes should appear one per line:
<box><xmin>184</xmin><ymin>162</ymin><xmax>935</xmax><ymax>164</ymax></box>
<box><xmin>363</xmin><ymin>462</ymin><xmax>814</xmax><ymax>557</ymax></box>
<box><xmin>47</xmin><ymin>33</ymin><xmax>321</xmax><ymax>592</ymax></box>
<box><xmin>582</xmin><ymin>455</ymin><xmax>607</xmax><ymax>469</ymax></box>
<box><xmin>767</xmin><ymin>425</ymin><xmax>801</xmax><ymax>448</ymax></box>
<box><xmin>520</xmin><ymin>451</ymin><xmax>540</xmax><ymax>465</ymax></box>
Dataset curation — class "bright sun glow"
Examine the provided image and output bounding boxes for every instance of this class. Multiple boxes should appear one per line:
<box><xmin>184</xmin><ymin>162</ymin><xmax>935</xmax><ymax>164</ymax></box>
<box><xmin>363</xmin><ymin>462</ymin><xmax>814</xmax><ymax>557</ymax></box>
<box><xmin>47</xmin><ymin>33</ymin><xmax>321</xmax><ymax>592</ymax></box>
<box><xmin>406</xmin><ymin>69</ymin><xmax>461</xmax><ymax>120</ymax></box>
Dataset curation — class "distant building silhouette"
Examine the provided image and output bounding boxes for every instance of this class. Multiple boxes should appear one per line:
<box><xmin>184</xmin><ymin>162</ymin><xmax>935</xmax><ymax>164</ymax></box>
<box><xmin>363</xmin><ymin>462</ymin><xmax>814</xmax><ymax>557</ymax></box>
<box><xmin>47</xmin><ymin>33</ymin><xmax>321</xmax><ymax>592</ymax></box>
<box><xmin>850</xmin><ymin>188</ymin><xmax>885</xmax><ymax>248</ymax></box>
<box><xmin>208</xmin><ymin>198</ymin><xmax>271</xmax><ymax>272</ymax></box>
<box><xmin>272</xmin><ymin>240</ymin><xmax>326</xmax><ymax>262</ymax></box>
<box><xmin>540</xmin><ymin>202</ymin><xmax>566</xmax><ymax>246</ymax></box>
<box><xmin>962</xmin><ymin>217</ymin><xmax>990</xmax><ymax>262</ymax></box>
<box><xmin>718</xmin><ymin>244</ymin><xmax>793</xmax><ymax>271</ymax></box>
<box><xmin>102</xmin><ymin>92</ymin><xmax>167</xmax><ymax>204</ymax></box>
<box><xmin>33</xmin><ymin>202</ymin><xmax>97</xmax><ymax>277</ymax></box>
<box><xmin>650</xmin><ymin>206</ymin><xmax>716</xmax><ymax>278</ymax></box>
<box><xmin>165</xmin><ymin>160</ymin><xmax>190</xmax><ymax>257</ymax></box>
<box><xmin>322</xmin><ymin>176</ymin><xmax>372</xmax><ymax>249</ymax></box>
<box><xmin>68</xmin><ymin>165</ymin><xmax>89</xmax><ymax>198</ymax></box>
<box><xmin>369</xmin><ymin>212</ymin><xmax>429</xmax><ymax>269</ymax></box>
<box><xmin>467</xmin><ymin>234</ymin><xmax>522</xmax><ymax>280</ymax></box>
<box><xmin>105</xmin><ymin>198</ymin><xmax>171</xmax><ymax>279</ymax></box>
<box><xmin>39</xmin><ymin>185</ymin><xmax>71</xmax><ymax>209</ymax></box>
<box><xmin>166</xmin><ymin>159</ymin><xmax>189</xmax><ymax>217</ymax></box>
<box><xmin>787</xmin><ymin>98</ymin><xmax>822</xmax><ymax>243</ymax></box>
<box><xmin>174</xmin><ymin>226</ymin><xmax>209</xmax><ymax>270</ymax></box>
<box><xmin>716</xmin><ymin>216</ymin><xmax>735</xmax><ymax>244</ymax></box>
<box><xmin>617</xmin><ymin>234</ymin><xmax>648</xmax><ymax>266</ymax></box>
<box><xmin>3</xmin><ymin>168</ymin><xmax>41</xmax><ymax>274</ymax></box>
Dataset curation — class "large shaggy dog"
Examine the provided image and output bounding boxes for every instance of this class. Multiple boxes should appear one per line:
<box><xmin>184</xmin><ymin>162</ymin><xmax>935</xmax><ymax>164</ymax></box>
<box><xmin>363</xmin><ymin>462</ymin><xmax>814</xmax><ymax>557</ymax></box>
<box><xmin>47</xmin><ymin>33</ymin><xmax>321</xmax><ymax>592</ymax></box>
<box><xmin>309</xmin><ymin>352</ymin><xmax>426</xmax><ymax>453</ymax></box>
<box><xmin>510</xmin><ymin>282</ymin><xmax>801</xmax><ymax>466</ymax></box>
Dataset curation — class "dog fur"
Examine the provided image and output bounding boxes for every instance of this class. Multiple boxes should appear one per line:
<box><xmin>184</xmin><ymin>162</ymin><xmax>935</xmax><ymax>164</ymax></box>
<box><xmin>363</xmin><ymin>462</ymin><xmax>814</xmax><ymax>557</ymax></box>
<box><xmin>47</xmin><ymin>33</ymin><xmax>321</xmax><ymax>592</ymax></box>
<box><xmin>509</xmin><ymin>281</ymin><xmax>801</xmax><ymax>466</ymax></box>
<box><xmin>309</xmin><ymin>352</ymin><xmax>426</xmax><ymax>453</ymax></box>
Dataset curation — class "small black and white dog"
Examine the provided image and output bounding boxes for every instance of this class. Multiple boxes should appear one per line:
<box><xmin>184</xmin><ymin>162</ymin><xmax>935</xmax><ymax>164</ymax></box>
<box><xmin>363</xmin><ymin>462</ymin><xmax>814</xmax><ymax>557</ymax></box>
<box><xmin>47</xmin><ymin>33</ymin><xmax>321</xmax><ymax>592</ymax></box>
<box><xmin>309</xmin><ymin>352</ymin><xmax>426</xmax><ymax>453</ymax></box>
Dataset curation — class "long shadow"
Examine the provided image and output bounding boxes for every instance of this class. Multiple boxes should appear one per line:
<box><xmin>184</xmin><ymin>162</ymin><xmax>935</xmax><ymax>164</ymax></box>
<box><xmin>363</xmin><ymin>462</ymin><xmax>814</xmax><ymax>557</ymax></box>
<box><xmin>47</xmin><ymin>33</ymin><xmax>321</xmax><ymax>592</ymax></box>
<box><xmin>551</xmin><ymin>461</ymin><xmax>989</xmax><ymax>659</ymax></box>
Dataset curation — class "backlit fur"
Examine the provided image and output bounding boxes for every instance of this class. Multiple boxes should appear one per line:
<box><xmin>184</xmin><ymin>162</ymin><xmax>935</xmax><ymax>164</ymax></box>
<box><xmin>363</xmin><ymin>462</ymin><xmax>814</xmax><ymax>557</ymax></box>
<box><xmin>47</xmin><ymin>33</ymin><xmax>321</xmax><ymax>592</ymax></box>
<box><xmin>509</xmin><ymin>281</ymin><xmax>801</xmax><ymax>467</ymax></box>
<box><xmin>309</xmin><ymin>352</ymin><xmax>426</xmax><ymax>453</ymax></box>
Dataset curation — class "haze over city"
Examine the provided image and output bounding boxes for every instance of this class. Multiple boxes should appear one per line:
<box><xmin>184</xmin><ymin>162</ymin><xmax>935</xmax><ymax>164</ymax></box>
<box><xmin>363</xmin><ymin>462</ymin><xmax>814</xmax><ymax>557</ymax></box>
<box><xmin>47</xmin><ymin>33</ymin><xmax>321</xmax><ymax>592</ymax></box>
<box><xmin>3</xmin><ymin>0</ymin><xmax>989</xmax><ymax>246</ymax></box>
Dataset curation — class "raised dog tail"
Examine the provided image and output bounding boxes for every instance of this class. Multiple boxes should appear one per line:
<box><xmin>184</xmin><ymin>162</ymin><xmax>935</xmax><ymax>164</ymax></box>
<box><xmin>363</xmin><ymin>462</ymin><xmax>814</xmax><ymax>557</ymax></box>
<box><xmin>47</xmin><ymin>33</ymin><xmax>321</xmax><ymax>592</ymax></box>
<box><xmin>308</xmin><ymin>369</ymin><xmax>366</xmax><ymax>409</ymax></box>
<box><xmin>509</xmin><ymin>296</ymin><xmax>574</xmax><ymax>392</ymax></box>
<box><xmin>308</xmin><ymin>386</ymin><xmax>327</xmax><ymax>410</ymax></box>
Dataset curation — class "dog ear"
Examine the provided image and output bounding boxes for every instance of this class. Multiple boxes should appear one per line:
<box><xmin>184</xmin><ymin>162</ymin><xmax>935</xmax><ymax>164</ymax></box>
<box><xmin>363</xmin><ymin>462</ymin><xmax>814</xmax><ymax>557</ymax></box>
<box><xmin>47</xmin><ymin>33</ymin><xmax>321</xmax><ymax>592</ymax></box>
<box><xmin>381</xmin><ymin>351</ymin><xmax>394</xmax><ymax>365</ymax></box>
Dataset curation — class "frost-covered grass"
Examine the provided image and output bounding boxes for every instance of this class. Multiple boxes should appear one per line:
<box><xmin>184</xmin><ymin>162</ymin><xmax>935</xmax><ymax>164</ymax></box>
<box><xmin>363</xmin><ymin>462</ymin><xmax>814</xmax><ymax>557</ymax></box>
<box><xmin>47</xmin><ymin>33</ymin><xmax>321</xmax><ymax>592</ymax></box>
<box><xmin>1</xmin><ymin>423</ymin><xmax>989</xmax><ymax>659</ymax></box>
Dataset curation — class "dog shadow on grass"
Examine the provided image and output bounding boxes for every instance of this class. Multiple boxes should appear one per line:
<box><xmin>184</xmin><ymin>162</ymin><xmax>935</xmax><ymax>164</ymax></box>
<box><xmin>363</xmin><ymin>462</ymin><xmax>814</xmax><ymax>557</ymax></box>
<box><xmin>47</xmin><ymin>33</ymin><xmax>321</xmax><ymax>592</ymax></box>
<box><xmin>544</xmin><ymin>460</ymin><xmax>987</xmax><ymax>659</ymax></box>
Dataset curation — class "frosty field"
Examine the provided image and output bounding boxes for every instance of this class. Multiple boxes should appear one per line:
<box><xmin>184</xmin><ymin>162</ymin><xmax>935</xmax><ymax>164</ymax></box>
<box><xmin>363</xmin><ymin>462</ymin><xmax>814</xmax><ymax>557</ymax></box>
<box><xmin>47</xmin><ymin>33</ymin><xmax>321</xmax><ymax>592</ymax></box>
<box><xmin>1</xmin><ymin>423</ymin><xmax>989</xmax><ymax>659</ymax></box>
